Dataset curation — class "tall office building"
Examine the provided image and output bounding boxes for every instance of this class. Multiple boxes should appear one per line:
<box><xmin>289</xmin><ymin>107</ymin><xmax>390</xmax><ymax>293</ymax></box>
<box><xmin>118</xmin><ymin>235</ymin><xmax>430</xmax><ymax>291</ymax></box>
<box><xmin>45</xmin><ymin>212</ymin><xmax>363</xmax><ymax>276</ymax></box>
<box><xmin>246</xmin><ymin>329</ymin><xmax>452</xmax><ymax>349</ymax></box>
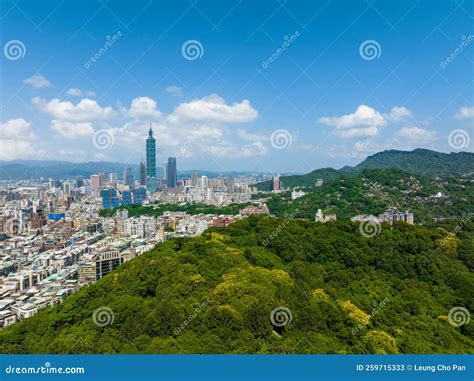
<box><xmin>99</xmin><ymin>170</ymin><xmax>106</xmax><ymax>187</ymax></box>
<box><xmin>167</xmin><ymin>157</ymin><xmax>177</xmax><ymax>188</ymax></box>
<box><xmin>163</xmin><ymin>162</ymin><xmax>167</xmax><ymax>181</ymax></box>
<box><xmin>191</xmin><ymin>171</ymin><xmax>199</xmax><ymax>187</ymax></box>
<box><xmin>146</xmin><ymin>125</ymin><xmax>156</xmax><ymax>192</ymax></box>
<box><xmin>139</xmin><ymin>161</ymin><xmax>146</xmax><ymax>186</ymax></box>
<box><xmin>90</xmin><ymin>175</ymin><xmax>100</xmax><ymax>196</ymax></box>
<box><xmin>123</xmin><ymin>167</ymin><xmax>134</xmax><ymax>189</ymax></box>
<box><xmin>272</xmin><ymin>175</ymin><xmax>280</xmax><ymax>191</ymax></box>
<box><xmin>109</xmin><ymin>172</ymin><xmax>118</xmax><ymax>184</ymax></box>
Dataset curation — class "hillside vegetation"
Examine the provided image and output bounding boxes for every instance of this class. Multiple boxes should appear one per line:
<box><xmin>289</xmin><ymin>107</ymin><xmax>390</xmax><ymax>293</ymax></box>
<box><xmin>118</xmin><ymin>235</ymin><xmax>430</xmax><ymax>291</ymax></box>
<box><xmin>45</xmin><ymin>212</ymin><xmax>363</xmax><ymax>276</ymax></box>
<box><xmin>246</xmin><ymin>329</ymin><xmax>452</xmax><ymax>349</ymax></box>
<box><xmin>1</xmin><ymin>217</ymin><xmax>473</xmax><ymax>354</ymax></box>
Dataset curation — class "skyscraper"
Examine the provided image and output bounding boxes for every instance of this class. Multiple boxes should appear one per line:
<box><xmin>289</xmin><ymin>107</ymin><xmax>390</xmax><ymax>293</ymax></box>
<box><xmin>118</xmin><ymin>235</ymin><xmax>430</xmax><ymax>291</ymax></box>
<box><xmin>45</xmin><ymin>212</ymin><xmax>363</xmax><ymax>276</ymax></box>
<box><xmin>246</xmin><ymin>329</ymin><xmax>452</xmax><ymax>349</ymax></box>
<box><xmin>146</xmin><ymin>124</ymin><xmax>156</xmax><ymax>192</ymax></box>
<box><xmin>167</xmin><ymin>157</ymin><xmax>177</xmax><ymax>188</ymax></box>
<box><xmin>139</xmin><ymin>161</ymin><xmax>146</xmax><ymax>186</ymax></box>
<box><xmin>123</xmin><ymin>167</ymin><xmax>134</xmax><ymax>188</ymax></box>
<box><xmin>90</xmin><ymin>175</ymin><xmax>99</xmax><ymax>196</ymax></box>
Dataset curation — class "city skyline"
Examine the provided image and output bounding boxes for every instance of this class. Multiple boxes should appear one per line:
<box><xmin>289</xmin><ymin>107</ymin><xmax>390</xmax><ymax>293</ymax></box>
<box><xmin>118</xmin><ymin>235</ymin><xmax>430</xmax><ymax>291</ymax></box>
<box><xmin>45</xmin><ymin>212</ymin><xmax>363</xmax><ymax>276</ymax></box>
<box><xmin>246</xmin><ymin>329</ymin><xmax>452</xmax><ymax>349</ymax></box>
<box><xmin>1</xmin><ymin>0</ymin><xmax>472</xmax><ymax>175</ymax></box>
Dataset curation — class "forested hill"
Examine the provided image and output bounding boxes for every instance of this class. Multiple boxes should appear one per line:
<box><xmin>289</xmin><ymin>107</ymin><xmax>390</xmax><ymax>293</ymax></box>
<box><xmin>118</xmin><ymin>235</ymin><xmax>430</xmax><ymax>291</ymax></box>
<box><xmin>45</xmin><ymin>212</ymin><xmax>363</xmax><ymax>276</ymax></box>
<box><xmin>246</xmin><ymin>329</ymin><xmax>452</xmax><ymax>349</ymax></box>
<box><xmin>352</xmin><ymin>149</ymin><xmax>474</xmax><ymax>177</ymax></box>
<box><xmin>256</xmin><ymin>149</ymin><xmax>474</xmax><ymax>190</ymax></box>
<box><xmin>2</xmin><ymin>217</ymin><xmax>473</xmax><ymax>354</ymax></box>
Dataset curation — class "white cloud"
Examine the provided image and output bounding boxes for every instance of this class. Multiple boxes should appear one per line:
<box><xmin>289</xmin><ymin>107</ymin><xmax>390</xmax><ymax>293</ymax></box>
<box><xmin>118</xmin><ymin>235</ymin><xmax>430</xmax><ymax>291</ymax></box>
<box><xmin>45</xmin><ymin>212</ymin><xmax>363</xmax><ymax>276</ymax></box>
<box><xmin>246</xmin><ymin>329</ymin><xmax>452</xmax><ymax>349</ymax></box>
<box><xmin>318</xmin><ymin>105</ymin><xmax>386</xmax><ymax>137</ymax></box>
<box><xmin>50</xmin><ymin>120</ymin><xmax>95</xmax><ymax>139</ymax></box>
<box><xmin>0</xmin><ymin>118</ymin><xmax>33</xmax><ymax>139</ymax></box>
<box><xmin>386</xmin><ymin>106</ymin><xmax>412</xmax><ymax>122</ymax></box>
<box><xmin>204</xmin><ymin>141</ymin><xmax>268</xmax><ymax>158</ymax></box>
<box><xmin>166</xmin><ymin>85</ymin><xmax>182</xmax><ymax>97</ymax></box>
<box><xmin>0</xmin><ymin>119</ymin><xmax>40</xmax><ymax>160</ymax></box>
<box><xmin>395</xmin><ymin>126</ymin><xmax>438</xmax><ymax>141</ymax></box>
<box><xmin>236</xmin><ymin>128</ymin><xmax>265</xmax><ymax>141</ymax></box>
<box><xmin>67</xmin><ymin>88</ymin><xmax>96</xmax><ymax>97</ymax></box>
<box><xmin>0</xmin><ymin>140</ymin><xmax>42</xmax><ymax>160</ymax></box>
<box><xmin>23</xmin><ymin>74</ymin><xmax>51</xmax><ymax>88</ymax></box>
<box><xmin>454</xmin><ymin>106</ymin><xmax>474</xmax><ymax>120</ymax></box>
<box><xmin>168</xmin><ymin>94</ymin><xmax>258</xmax><ymax>124</ymax></box>
<box><xmin>33</xmin><ymin>97</ymin><xmax>115</xmax><ymax>122</ymax></box>
<box><xmin>128</xmin><ymin>97</ymin><xmax>163</xmax><ymax>120</ymax></box>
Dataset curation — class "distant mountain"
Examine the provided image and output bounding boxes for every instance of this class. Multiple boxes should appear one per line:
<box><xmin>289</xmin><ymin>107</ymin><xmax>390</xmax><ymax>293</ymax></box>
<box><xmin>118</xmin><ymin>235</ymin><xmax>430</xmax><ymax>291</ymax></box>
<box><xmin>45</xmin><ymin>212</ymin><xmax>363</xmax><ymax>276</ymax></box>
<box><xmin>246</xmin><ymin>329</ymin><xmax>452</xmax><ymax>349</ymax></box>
<box><xmin>255</xmin><ymin>149</ymin><xmax>474</xmax><ymax>190</ymax></box>
<box><xmin>350</xmin><ymin>149</ymin><xmax>474</xmax><ymax>178</ymax></box>
<box><xmin>0</xmin><ymin>160</ymin><xmax>274</xmax><ymax>181</ymax></box>
<box><xmin>256</xmin><ymin>168</ymin><xmax>341</xmax><ymax>191</ymax></box>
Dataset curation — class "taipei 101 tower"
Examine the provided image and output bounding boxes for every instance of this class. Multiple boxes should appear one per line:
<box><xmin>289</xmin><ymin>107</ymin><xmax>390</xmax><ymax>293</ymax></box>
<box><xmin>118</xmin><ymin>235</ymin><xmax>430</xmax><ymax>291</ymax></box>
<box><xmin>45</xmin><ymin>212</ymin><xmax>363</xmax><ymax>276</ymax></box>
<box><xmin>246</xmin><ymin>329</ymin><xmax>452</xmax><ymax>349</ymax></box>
<box><xmin>146</xmin><ymin>123</ymin><xmax>156</xmax><ymax>192</ymax></box>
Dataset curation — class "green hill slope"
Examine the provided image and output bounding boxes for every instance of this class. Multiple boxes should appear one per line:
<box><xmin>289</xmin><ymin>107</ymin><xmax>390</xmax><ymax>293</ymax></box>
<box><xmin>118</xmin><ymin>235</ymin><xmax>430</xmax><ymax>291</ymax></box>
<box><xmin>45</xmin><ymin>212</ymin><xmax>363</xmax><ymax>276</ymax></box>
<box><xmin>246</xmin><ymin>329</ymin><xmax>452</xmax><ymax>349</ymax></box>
<box><xmin>256</xmin><ymin>149</ymin><xmax>474</xmax><ymax>191</ymax></box>
<box><xmin>1</xmin><ymin>217</ymin><xmax>473</xmax><ymax>354</ymax></box>
<box><xmin>353</xmin><ymin>149</ymin><xmax>474</xmax><ymax>177</ymax></box>
<box><xmin>264</xmin><ymin>168</ymin><xmax>473</xmax><ymax>223</ymax></box>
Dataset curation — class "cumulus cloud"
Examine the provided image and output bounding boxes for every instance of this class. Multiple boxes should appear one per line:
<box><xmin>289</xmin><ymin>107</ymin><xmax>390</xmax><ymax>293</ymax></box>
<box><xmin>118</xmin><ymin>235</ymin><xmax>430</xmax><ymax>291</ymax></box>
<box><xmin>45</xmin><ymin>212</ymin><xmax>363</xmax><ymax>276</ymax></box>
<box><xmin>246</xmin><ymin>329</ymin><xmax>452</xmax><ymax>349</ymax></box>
<box><xmin>236</xmin><ymin>128</ymin><xmax>265</xmax><ymax>142</ymax></box>
<box><xmin>50</xmin><ymin>120</ymin><xmax>95</xmax><ymax>139</ymax></box>
<box><xmin>395</xmin><ymin>126</ymin><xmax>438</xmax><ymax>142</ymax></box>
<box><xmin>33</xmin><ymin>97</ymin><xmax>115</xmax><ymax>122</ymax></box>
<box><xmin>318</xmin><ymin>105</ymin><xmax>414</xmax><ymax>138</ymax></box>
<box><xmin>0</xmin><ymin>119</ymin><xmax>41</xmax><ymax>160</ymax></box>
<box><xmin>23</xmin><ymin>74</ymin><xmax>51</xmax><ymax>88</ymax></box>
<box><xmin>204</xmin><ymin>141</ymin><xmax>268</xmax><ymax>158</ymax></box>
<box><xmin>318</xmin><ymin>105</ymin><xmax>386</xmax><ymax>137</ymax></box>
<box><xmin>165</xmin><ymin>85</ymin><xmax>183</xmax><ymax>97</ymax></box>
<box><xmin>67</xmin><ymin>88</ymin><xmax>96</xmax><ymax>97</ymax></box>
<box><xmin>386</xmin><ymin>106</ymin><xmax>412</xmax><ymax>122</ymax></box>
<box><xmin>168</xmin><ymin>94</ymin><xmax>258</xmax><ymax>124</ymax></box>
<box><xmin>128</xmin><ymin>97</ymin><xmax>163</xmax><ymax>120</ymax></box>
<box><xmin>0</xmin><ymin>118</ymin><xmax>34</xmax><ymax>139</ymax></box>
<box><xmin>454</xmin><ymin>106</ymin><xmax>474</xmax><ymax>120</ymax></box>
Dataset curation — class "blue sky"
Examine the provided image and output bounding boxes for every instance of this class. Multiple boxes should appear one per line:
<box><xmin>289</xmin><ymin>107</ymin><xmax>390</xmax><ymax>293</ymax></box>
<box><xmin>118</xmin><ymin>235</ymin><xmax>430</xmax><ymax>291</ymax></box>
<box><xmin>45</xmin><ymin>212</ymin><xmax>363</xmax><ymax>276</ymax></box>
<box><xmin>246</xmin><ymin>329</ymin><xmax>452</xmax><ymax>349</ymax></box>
<box><xmin>1</xmin><ymin>0</ymin><xmax>473</xmax><ymax>173</ymax></box>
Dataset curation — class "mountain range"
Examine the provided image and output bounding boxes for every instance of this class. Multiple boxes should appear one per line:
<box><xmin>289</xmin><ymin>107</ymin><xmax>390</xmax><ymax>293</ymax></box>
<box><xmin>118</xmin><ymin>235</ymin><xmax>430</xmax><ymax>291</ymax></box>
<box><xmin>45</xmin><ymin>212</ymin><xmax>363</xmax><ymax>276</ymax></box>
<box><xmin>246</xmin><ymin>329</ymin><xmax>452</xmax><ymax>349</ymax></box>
<box><xmin>0</xmin><ymin>160</ymin><xmax>279</xmax><ymax>181</ymax></box>
<box><xmin>257</xmin><ymin>149</ymin><xmax>474</xmax><ymax>190</ymax></box>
